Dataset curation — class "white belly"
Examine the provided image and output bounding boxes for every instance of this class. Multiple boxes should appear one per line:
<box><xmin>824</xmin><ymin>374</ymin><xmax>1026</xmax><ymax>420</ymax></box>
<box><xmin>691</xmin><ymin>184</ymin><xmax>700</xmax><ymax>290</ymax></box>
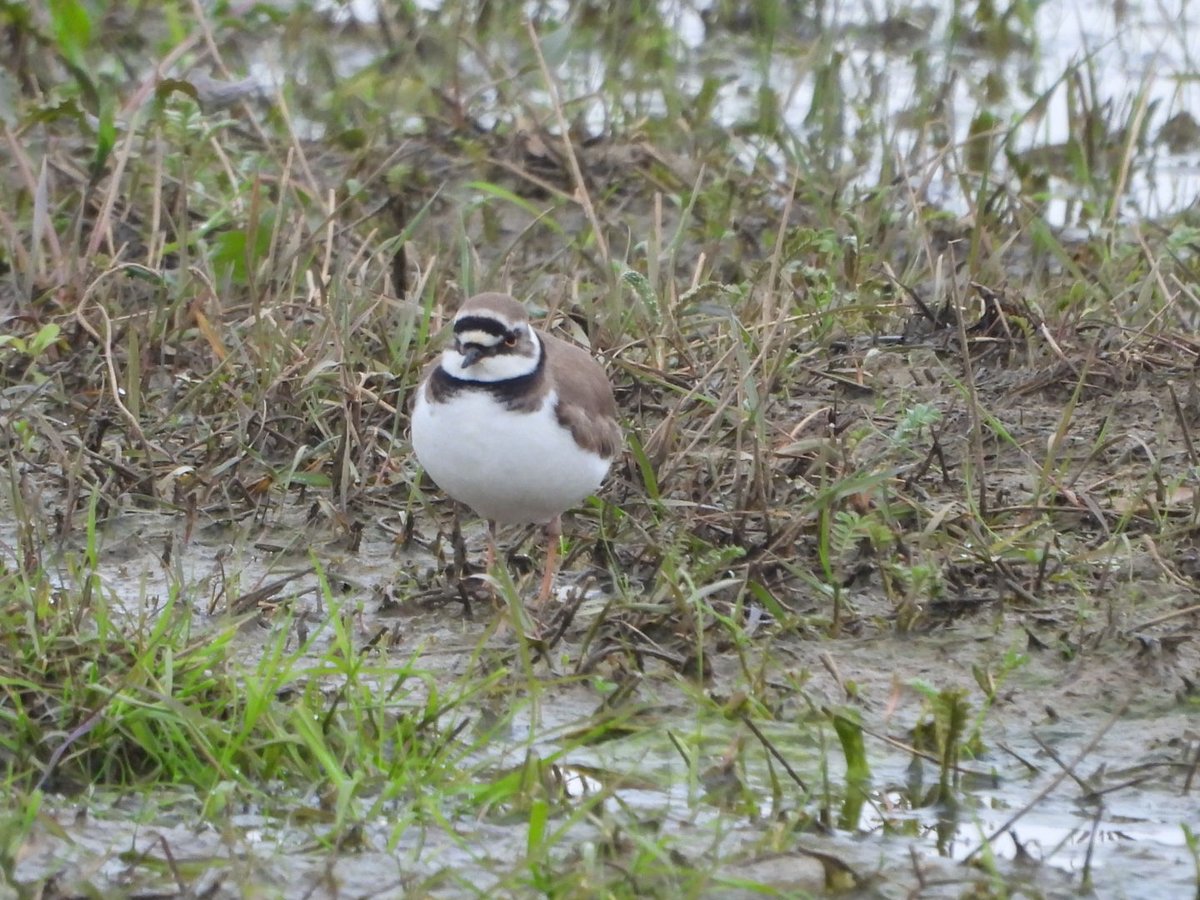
<box><xmin>411</xmin><ymin>389</ymin><xmax>611</xmax><ymax>524</ymax></box>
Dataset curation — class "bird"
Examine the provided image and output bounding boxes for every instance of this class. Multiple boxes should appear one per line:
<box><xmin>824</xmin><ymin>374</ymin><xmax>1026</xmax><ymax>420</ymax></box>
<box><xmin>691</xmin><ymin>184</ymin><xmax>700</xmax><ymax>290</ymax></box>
<box><xmin>411</xmin><ymin>292</ymin><xmax>621</xmax><ymax>610</ymax></box>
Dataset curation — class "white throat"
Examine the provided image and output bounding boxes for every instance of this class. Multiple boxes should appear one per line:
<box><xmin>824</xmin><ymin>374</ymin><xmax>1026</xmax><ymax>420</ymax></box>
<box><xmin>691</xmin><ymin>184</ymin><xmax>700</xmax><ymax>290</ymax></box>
<box><xmin>441</xmin><ymin>331</ymin><xmax>542</xmax><ymax>383</ymax></box>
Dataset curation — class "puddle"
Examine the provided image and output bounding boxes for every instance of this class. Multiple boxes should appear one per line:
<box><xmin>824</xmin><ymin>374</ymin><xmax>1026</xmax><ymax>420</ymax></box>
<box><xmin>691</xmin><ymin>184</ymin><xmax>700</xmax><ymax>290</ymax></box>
<box><xmin>14</xmin><ymin>665</ymin><xmax>1194</xmax><ymax>897</ymax></box>
<box><xmin>2</xmin><ymin>466</ymin><xmax>1198</xmax><ymax>897</ymax></box>
<box><xmin>270</xmin><ymin>0</ymin><xmax>1200</xmax><ymax>226</ymax></box>
<box><xmin>3</xmin><ymin>468</ymin><xmax>1196</xmax><ymax>896</ymax></box>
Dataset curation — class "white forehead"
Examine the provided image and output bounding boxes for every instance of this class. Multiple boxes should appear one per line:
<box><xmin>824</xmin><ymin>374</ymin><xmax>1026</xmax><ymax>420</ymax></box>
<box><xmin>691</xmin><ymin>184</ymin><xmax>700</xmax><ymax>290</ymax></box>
<box><xmin>455</xmin><ymin>328</ymin><xmax>504</xmax><ymax>347</ymax></box>
<box><xmin>453</xmin><ymin>309</ymin><xmax>525</xmax><ymax>330</ymax></box>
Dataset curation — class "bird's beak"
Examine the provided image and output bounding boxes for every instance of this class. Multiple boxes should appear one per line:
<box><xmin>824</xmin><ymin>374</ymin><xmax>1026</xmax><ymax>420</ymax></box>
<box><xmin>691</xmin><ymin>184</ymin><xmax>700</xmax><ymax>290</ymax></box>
<box><xmin>460</xmin><ymin>344</ymin><xmax>484</xmax><ymax>367</ymax></box>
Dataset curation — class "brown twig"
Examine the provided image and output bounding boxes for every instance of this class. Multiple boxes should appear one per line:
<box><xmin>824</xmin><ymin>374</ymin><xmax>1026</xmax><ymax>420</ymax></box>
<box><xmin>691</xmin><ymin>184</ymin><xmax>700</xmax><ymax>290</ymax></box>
<box><xmin>525</xmin><ymin>20</ymin><xmax>610</xmax><ymax>272</ymax></box>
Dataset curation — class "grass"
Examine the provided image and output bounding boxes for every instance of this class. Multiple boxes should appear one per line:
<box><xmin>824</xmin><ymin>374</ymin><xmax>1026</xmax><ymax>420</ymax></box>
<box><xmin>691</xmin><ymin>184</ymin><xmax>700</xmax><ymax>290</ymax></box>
<box><xmin>2</xmin><ymin>0</ymin><xmax>1200</xmax><ymax>896</ymax></box>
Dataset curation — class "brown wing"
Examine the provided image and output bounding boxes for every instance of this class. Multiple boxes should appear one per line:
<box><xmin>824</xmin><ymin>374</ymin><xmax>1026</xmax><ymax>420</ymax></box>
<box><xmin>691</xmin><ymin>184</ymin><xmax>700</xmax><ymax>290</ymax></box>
<box><xmin>543</xmin><ymin>331</ymin><xmax>622</xmax><ymax>460</ymax></box>
<box><xmin>410</xmin><ymin>358</ymin><xmax>440</xmax><ymax>409</ymax></box>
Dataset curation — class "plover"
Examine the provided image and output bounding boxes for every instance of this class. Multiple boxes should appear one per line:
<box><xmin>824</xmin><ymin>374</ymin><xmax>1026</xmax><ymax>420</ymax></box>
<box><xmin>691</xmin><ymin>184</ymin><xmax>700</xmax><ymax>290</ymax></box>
<box><xmin>411</xmin><ymin>292</ymin><xmax>620</xmax><ymax>607</ymax></box>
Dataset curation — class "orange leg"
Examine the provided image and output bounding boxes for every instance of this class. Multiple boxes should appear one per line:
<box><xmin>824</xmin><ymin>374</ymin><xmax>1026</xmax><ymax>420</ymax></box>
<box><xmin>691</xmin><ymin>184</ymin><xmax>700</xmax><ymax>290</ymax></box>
<box><xmin>485</xmin><ymin>520</ymin><xmax>498</xmax><ymax>573</ymax></box>
<box><xmin>537</xmin><ymin>515</ymin><xmax>562</xmax><ymax>608</ymax></box>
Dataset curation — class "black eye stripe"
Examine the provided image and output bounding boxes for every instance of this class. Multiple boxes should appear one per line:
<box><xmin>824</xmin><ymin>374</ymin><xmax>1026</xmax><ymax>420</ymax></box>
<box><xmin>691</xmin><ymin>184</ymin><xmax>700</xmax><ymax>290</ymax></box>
<box><xmin>454</xmin><ymin>316</ymin><xmax>513</xmax><ymax>340</ymax></box>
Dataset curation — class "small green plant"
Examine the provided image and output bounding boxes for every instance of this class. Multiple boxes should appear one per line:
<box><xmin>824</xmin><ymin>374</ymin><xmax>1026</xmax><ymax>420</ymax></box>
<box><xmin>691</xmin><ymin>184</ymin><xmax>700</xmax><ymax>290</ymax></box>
<box><xmin>909</xmin><ymin>684</ymin><xmax>979</xmax><ymax>806</ymax></box>
<box><xmin>890</xmin><ymin>403</ymin><xmax>943</xmax><ymax>452</ymax></box>
<box><xmin>1183</xmin><ymin>824</ymin><xmax>1199</xmax><ymax>895</ymax></box>
<box><xmin>830</xmin><ymin>707</ymin><xmax>870</xmax><ymax>830</ymax></box>
<box><xmin>0</xmin><ymin>322</ymin><xmax>61</xmax><ymax>384</ymax></box>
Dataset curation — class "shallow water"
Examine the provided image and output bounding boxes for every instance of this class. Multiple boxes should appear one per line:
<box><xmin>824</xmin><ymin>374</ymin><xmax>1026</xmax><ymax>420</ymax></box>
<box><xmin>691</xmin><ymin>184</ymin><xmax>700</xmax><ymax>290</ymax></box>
<box><xmin>4</xmin><ymin>488</ymin><xmax>1196</xmax><ymax>897</ymax></box>
<box><xmin>294</xmin><ymin>0</ymin><xmax>1200</xmax><ymax>226</ymax></box>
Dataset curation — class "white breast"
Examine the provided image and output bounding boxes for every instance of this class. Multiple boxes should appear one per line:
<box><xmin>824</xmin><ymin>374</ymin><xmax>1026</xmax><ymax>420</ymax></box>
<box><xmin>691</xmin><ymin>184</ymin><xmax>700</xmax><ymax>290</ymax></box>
<box><xmin>411</xmin><ymin>387</ymin><xmax>611</xmax><ymax>525</ymax></box>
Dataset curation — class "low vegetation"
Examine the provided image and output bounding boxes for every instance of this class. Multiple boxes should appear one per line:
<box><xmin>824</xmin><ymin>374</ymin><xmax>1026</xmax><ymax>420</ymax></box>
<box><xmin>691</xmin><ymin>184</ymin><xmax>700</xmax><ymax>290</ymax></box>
<box><xmin>1</xmin><ymin>0</ymin><xmax>1198</xmax><ymax>896</ymax></box>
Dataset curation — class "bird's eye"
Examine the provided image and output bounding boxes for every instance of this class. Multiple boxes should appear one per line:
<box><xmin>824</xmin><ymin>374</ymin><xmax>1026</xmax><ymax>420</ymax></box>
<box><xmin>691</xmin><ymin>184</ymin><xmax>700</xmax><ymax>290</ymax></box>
<box><xmin>504</xmin><ymin>334</ymin><xmax>517</xmax><ymax>347</ymax></box>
